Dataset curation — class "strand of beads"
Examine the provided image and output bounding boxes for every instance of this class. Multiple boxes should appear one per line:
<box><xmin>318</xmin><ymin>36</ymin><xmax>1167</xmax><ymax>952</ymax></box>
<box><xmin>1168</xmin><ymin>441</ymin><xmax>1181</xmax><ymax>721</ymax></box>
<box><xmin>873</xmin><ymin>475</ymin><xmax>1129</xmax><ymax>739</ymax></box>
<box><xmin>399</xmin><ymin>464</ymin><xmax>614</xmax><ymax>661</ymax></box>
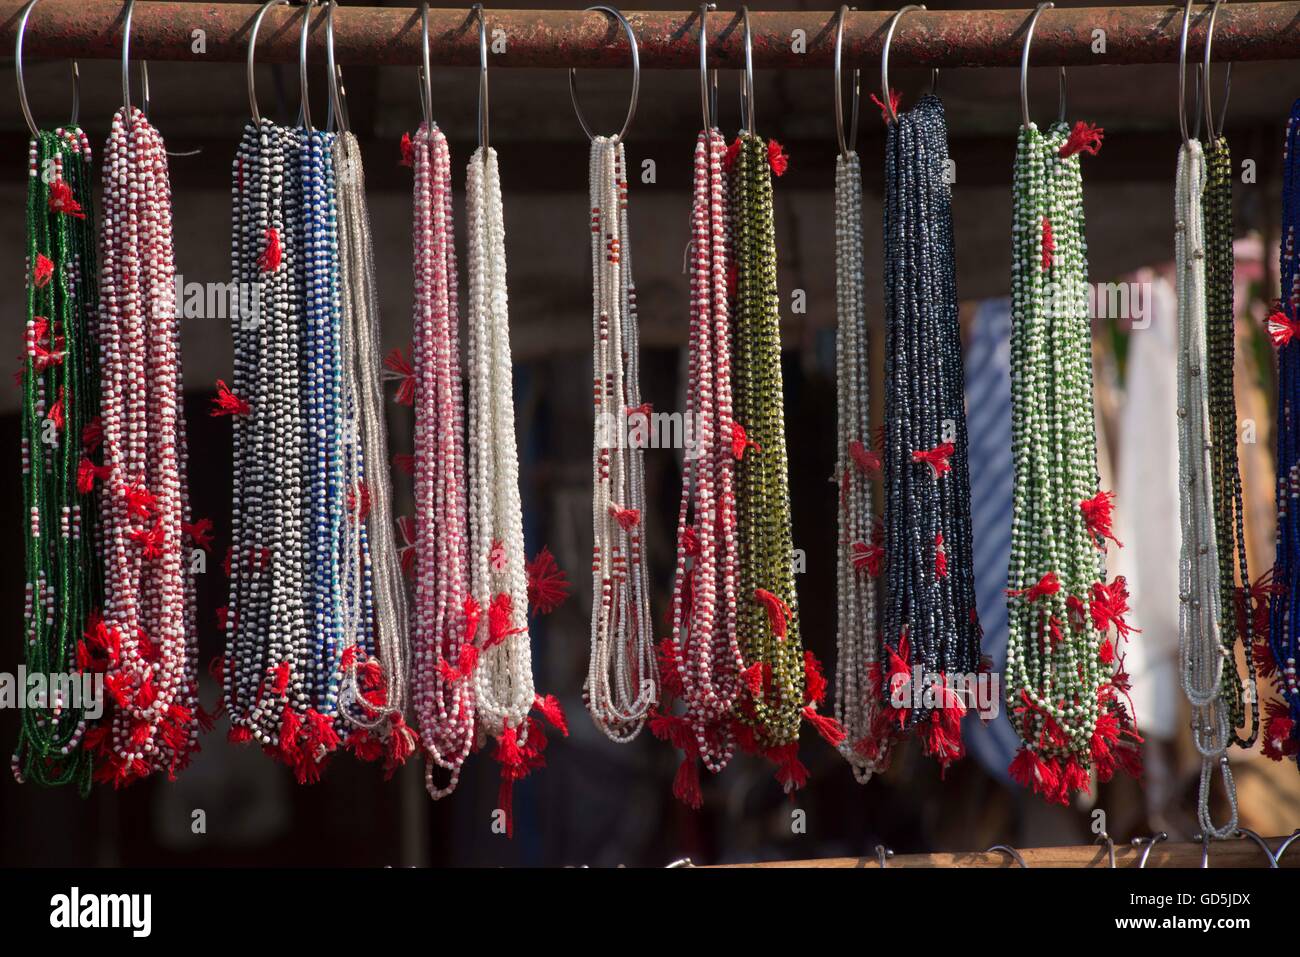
<box><xmin>1204</xmin><ymin>133</ymin><xmax>1260</xmax><ymax>754</ymax></box>
<box><xmin>730</xmin><ymin>131</ymin><xmax>843</xmax><ymax>795</ymax></box>
<box><xmin>1176</xmin><ymin>137</ymin><xmax>1237</xmax><ymax>838</ymax></box>
<box><xmin>832</xmin><ymin>147</ymin><xmax>891</xmax><ymax>782</ymax></box>
<box><xmin>1265</xmin><ymin>99</ymin><xmax>1300</xmax><ymax>767</ymax></box>
<box><xmin>405</xmin><ymin>122</ymin><xmax>477</xmax><ymax>798</ymax></box>
<box><xmin>13</xmin><ymin>125</ymin><xmax>99</xmax><ymax>792</ymax></box>
<box><xmin>586</xmin><ymin>135</ymin><xmax>657</xmax><ymax>742</ymax></box>
<box><xmin>465</xmin><ymin>146</ymin><xmax>566</xmax><ymax>835</ymax></box>
<box><xmin>88</xmin><ymin>106</ymin><xmax>199</xmax><ymax>786</ymax></box>
<box><xmin>650</xmin><ymin>127</ymin><xmax>743</xmax><ymax>808</ymax></box>
<box><xmin>880</xmin><ymin>95</ymin><xmax>980</xmax><ymax>773</ymax></box>
<box><xmin>1006</xmin><ymin>118</ymin><xmax>1141</xmax><ymax>804</ymax></box>
<box><xmin>332</xmin><ymin>130</ymin><xmax>416</xmax><ymax>771</ymax></box>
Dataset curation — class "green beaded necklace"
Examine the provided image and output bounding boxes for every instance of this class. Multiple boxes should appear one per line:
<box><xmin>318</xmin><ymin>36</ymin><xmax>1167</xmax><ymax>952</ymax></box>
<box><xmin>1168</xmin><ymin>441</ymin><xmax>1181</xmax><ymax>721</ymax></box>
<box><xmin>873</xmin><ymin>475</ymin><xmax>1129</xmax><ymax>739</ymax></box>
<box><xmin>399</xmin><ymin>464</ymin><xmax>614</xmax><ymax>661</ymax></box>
<box><xmin>730</xmin><ymin>133</ymin><xmax>844</xmax><ymax>792</ymax></box>
<box><xmin>1006</xmin><ymin>120</ymin><xmax>1143</xmax><ymax>803</ymax></box>
<box><xmin>15</xmin><ymin>126</ymin><xmax>100</xmax><ymax>793</ymax></box>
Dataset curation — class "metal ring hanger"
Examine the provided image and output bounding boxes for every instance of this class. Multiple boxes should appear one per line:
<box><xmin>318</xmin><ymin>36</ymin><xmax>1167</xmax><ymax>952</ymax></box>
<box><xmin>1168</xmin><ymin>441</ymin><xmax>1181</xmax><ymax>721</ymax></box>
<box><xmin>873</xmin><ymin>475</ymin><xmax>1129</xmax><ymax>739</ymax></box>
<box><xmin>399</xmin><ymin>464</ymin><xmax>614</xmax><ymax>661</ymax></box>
<box><xmin>739</xmin><ymin>6</ymin><xmax>756</xmax><ymax>134</ymax></box>
<box><xmin>15</xmin><ymin>0</ymin><xmax>80</xmax><ymax>138</ymax></box>
<box><xmin>833</xmin><ymin>5</ymin><xmax>860</xmax><ymax>159</ymax></box>
<box><xmin>569</xmin><ymin>6</ymin><xmax>640</xmax><ymax>143</ymax></box>
<box><xmin>247</xmin><ymin>0</ymin><xmax>289</xmax><ymax>125</ymax></box>
<box><xmin>419</xmin><ymin>2</ymin><xmax>433</xmax><ymax>128</ymax></box>
<box><xmin>473</xmin><ymin>3</ymin><xmax>489</xmax><ymax>151</ymax></box>
<box><xmin>121</xmin><ymin>0</ymin><xmax>150</xmax><ymax>120</ymax></box>
<box><xmin>880</xmin><ymin>5</ymin><xmax>934</xmax><ymax>125</ymax></box>
<box><xmin>985</xmin><ymin>844</ymin><xmax>1029</xmax><ymax>868</ymax></box>
<box><xmin>298</xmin><ymin>0</ymin><xmax>320</xmax><ymax>131</ymax></box>
<box><xmin>1021</xmin><ymin>3</ymin><xmax>1066</xmax><ymax>129</ymax></box>
<box><xmin>698</xmin><ymin>3</ymin><xmax>718</xmax><ymax>131</ymax></box>
<box><xmin>1131</xmin><ymin>832</ymin><xmax>1168</xmax><ymax>868</ymax></box>
<box><xmin>325</xmin><ymin>0</ymin><xmax>350</xmax><ymax>135</ymax></box>
<box><xmin>1201</xmin><ymin>0</ymin><xmax>1232</xmax><ymax>144</ymax></box>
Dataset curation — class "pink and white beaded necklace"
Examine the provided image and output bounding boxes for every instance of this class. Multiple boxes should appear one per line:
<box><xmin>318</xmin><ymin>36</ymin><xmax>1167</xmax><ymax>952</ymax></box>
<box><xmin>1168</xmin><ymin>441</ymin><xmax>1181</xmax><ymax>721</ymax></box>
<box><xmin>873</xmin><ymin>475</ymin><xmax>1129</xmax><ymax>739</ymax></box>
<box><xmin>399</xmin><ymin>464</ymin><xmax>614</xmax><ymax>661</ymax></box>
<box><xmin>85</xmin><ymin>19</ymin><xmax>199</xmax><ymax>784</ymax></box>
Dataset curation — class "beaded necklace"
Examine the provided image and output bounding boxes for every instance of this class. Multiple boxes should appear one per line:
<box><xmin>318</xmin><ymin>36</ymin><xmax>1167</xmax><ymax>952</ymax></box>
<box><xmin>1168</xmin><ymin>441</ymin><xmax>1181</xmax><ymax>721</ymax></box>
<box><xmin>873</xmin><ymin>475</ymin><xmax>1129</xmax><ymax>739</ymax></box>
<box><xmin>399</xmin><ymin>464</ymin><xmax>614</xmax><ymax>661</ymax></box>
<box><xmin>405</xmin><ymin>120</ymin><xmax>477</xmax><ymax>798</ymax></box>
<box><xmin>879</xmin><ymin>95</ymin><xmax>979</xmax><ymax>772</ymax></box>
<box><xmin>651</xmin><ymin>127</ymin><xmax>743</xmax><ymax>806</ymax></box>
<box><xmin>87</xmin><ymin>106</ymin><xmax>199</xmax><ymax>785</ymax></box>
<box><xmin>1006</xmin><ymin>117</ymin><xmax>1141</xmax><ymax>803</ymax></box>
<box><xmin>465</xmin><ymin>146</ymin><xmax>566</xmax><ymax>832</ymax></box>
<box><xmin>1175</xmin><ymin>137</ymin><xmax>1237</xmax><ymax>836</ymax></box>
<box><xmin>833</xmin><ymin>148</ymin><xmax>890</xmax><ymax>781</ymax></box>
<box><xmin>731</xmin><ymin>131</ymin><xmax>843</xmax><ymax>790</ymax></box>
<box><xmin>585</xmin><ymin>135</ymin><xmax>656</xmax><ymax>741</ymax></box>
<box><xmin>1265</xmin><ymin>99</ymin><xmax>1300</xmax><ymax>767</ymax></box>
<box><xmin>333</xmin><ymin>130</ymin><xmax>414</xmax><ymax>767</ymax></box>
<box><xmin>1203</xmin><ymin>133</ymin><xmax>1259</xmax><ymax>753</ymax></box>
<box><xmin>14</xmin><ymin>124</ymin><xmax>99</xmax><ymax>792</ymax></box>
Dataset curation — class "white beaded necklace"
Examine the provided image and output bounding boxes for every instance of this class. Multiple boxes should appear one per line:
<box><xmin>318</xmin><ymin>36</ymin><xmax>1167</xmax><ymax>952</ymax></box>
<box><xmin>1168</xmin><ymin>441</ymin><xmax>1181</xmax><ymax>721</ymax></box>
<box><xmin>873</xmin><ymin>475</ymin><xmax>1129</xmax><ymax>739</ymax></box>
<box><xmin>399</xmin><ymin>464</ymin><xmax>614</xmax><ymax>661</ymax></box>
<box><xmin>585</xmin><ymin>135</ymin><xmax>656</xmax><ymax>741</ymax></box>
<box><xmin>465</xmin><ymin>146</ymin><xmax>536</xmax><ymax>738</ymax></box>
<box><xmin>1175</xmin><ymin>138</ymin><xmax>1237</xmax><ymax>838</ymax></box>
<box><xmin>832</xmin><ymin>149</ymin><xmax>888</xmax><ymax>781</ymax></box>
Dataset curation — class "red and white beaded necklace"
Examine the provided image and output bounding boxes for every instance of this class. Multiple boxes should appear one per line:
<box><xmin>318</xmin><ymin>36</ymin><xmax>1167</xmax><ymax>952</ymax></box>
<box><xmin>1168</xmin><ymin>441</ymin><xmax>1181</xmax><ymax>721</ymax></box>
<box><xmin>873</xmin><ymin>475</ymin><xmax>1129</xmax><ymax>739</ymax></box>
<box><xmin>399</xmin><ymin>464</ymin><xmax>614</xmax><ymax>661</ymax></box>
<box><xmin>86</xmin><ymin>101</ymin><xmax>199</xmax><ymax>785</ymax></box>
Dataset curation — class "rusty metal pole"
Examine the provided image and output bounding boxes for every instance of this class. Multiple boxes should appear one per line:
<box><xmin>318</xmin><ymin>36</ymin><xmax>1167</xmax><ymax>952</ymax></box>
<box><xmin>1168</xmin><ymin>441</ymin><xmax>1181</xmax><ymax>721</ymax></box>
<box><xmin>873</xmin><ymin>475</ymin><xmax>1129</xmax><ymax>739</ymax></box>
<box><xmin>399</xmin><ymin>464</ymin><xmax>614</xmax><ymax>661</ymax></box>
<box><xmin>1</xmin><ymin>2</ymin><xmax>1298</xmax><ymax>68</ymax></box>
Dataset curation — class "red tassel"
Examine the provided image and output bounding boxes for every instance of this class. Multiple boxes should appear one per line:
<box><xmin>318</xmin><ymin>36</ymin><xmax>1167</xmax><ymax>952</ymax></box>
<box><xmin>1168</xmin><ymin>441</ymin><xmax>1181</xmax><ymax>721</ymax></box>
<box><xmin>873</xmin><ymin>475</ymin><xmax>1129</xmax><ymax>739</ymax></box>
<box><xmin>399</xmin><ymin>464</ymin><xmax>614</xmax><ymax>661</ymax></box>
<box><xmin>399</xmin><ymin>131</ymin><xmax>414</xmax><ymax>167</ymax></box>
<box><xmin>657</xmin><ymin>639</ymin><xmax>684</xmax><ymax>699</ymax></box>
<box><xmin>911</xmin><ymin>442</ymin><xmax>955</xmax><ymax>478</ymax></box>
<box><xmin>848</xmin><ymin>439</ymin><xmax>881</xmax><ymax>478</ymax></box>
<box><xmin>271</xmin><ymin>661</ymin><xmax>292</xmax><ymax>698</ymax></box>
<box><xmin>723</xmin><ymin>137</ymin><xmax>742</xmax><ymax>171</ymax></box>
<box><xmin>802</xmin><ymin>705</ymin><xmax>847</xmax><ymax>747</ymax></box>
<box><xmin>934</xmin><ymin>532</ymin><xmax>948</xmax><ymax>579</ymax></box>
<box><xmin>731</xmin><ymin>421</ymin><xmax>761</xmax><ymax>460</ymax></box>
<box><xmin>32</xmin><ymin>253</ymin><xmax>53</xmax><ymax>288</ymax></box>
<box><xmin>496</xmin><ymin>723</ymin><xmax>523</xmax><ymax>769</ymax></box>
<box><xmin>767</xmin><ymin>139</ymin><xmax>789</xmax><ymax>177</ymax></box>
<box><xmin>210</xmin><ymin>379</ymin><xmax>251</xmax><ymax>417</ymax></box>
<box><xmin>1266</xmin><ymin>308</ymin><xmax>1300</xmax><ymax>347</ymax></box>
<box><xmin>1008</xmin><ymin>747</ymin><xmax>1060</xmax><ymax>798</ymax></box>
<box><xmin>77</xmin><ymin>457</ymin><xmax>111</xmax><ymax>494</ymax></box>
<box><xmin>123</xmin><ymin>479</ymin><xmax>157</xmax><ymax>520</ymax></box>
<box><xmin>278</xmin><ymin>707</ymin><xmax>302</xmax><ymax>762</ymax></box>
<box><xmin>526</xmin><ymin>546</ymin><xmax>571</xmax><ymax>615</ymax></box>
<box><xmin>1090</xmin><ymin>577</ymin><xmax>1139</xmax><ymax>640</ymax></box>
<box><xmin>534</xmin><ymin>693</ymin><xmax>569</xmax><ymax>737</ymax></box>
<box><xmin>128</xmin><ymin>521</ymin><xmax>164</xmax><ymax>560</ymax></box>
<box><xmin>1080</xmin><ymin>489</ymin><xmax>1122</xmax><ymax>549</ymax></box>
<box><xmin>47</xmin><ymin>387</ymin><xmax>65</xmax><ymax>430</ymax></box>
<box><xmin>869</xmin><ymin>89</ymin><xmax>902</xmax><ymax>123</ymax></box>
<box><xmin>81</xmin><ymin>416</ymin><xmax>103</xmax><ymax>452</ymax></box>
<box><xmin>1040</xmin><ymin>216</ymin><xmax>1056</xmax><ymax>271</ymax></box>
<box><xmin>227</xmin><ymin>724</ymin><xmax>253</xmax><ymax>745</ymax></box>
<box><xmin>885</xmin><ymin>633</ymin><xmax>912</xmax><ymax>728</ymax></box>
<box><xmin>851</xmin><ymin>540</ymin><xmax>884</xmax><ymax>577</ymax></box>
<box><xmin>1058</xmin><ymin>120</ymin><xmax>1104</xmax><ymax>158</ymax></box>
<box><xmin>382</xmin><ymin>716</ymin><xmax>417</xmax><ymax>778</ymax></box>
<box><xmin>740</xmin><ymin>661</ymin><xmax>764</xmax><ymax>696</ymax></box>
<box><xmin>767</xmin><ymin>742</ymin><xmax>809</xmax><ymax>793</ymax></box>
<box><xmin>48</xmin><ymin>179</ymin><xmax>85</xmax><ymax>218</ymax></box>
<box><xmin>486</xmin><ymin>593</ymin><xmax>525</xmax><ymax>648</ymax></box>
<box><xmin>672</xmin><ymin>754</ymin><xmax>703</xmax><ymax>809</ymax></box>
<box><xmin>383</xmin><ymin>347</ymin><xmax>416</xmax><ymax>406</ymax></box>
<box><xmin>462</xmin><ymin>596</ymin><xmax>482</xmax><ymax>644</ymax></box>
<box><xmin>303</xmin><ymin>709</ymin><xmax>340</xmax><ymax>756</ymax></box>
<box><xmin>803</xmin><ymin>650</ymin><xmax>828</xmax><ymax>705</ymax></box>
<box><xmin>608</xmin><ymin>504</ymin><xmax>642</xmax><ymax>531</ymax></box>
<box><xmin>753</xmin><ymin>588</ymin><xmax>792</xmax><ymax>639</ymax></box>
<box><xmin>182</xmin><ymin>518</ymin><xmax>214</xmax><ymax>551</ymax></box>
<box><xmin>1007</xmin><ymin>570</ymin><xmax>1061</xmax><ymax>602</ymax></box>
<box><xmin>258</xmin><ymin>228</ymin><xmax>283</xmax><ymax>272</ymax></box>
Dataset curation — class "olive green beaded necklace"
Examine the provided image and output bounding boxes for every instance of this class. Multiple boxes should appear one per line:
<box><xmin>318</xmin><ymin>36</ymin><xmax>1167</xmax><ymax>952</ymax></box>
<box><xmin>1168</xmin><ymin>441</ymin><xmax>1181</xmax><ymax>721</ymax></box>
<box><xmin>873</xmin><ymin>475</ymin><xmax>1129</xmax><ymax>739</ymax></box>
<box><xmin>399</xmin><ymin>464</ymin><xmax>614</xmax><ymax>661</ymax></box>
<box><xmin>14</xmin><ymin>126</ymin><xmax>100</xmax><ymax>793</ymax></box>
<box><xmin>730</xmin><ymin>133</ymin><xmax>844</xmax><ymax>791</ymax></box>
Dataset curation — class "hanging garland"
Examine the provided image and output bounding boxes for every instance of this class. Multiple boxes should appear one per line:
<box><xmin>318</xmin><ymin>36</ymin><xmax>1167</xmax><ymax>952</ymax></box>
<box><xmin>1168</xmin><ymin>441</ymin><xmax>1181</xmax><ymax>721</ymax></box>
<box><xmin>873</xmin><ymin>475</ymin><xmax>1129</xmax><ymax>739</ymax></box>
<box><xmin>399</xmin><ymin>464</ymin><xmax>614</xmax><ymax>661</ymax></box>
<box><xmin>332</xmin><ymin>129</ymin><xmax>416</xmax><ymax>769</ymax></box>
<box><xmin>879</xmin><ymin>94</ymin><xmax>980</xmax><ymax>772</ymax></box>
<box><xmin>1005</xmin><ymin>116</ymin><xmax>1141</xmax><ymax>802</ymax></box>
<box><xmin>585</xmin><ymin>135</ymin><xmax>657</xmax><ymax>742</ymax></box>
<box><xmin>651</xmin><ymin>127</ymin><xmax>744</xmax><ymax>806</ymax></box>
<box><xmin>1265</xmin><ymin>99</ymin><xmax>1300</xmax><ymax>766</ymax></box>
<box><xmin>85</xmin><ymin>105</ymin><xmax>199</xmax><ymax>786</ymax></box>
<box><xmin>13</xmin><ymin>124</ymin><xmax>99</xmax><ymax>792</ymax></box>
<box><xmin>1175</xmin><ymin>136</ymin><xmax>1237</xmax><ymax>837</ymax></box>
<box><xmin>402</xmin><ymin>119</ymin><xmax>478</xmax><ymax>798</ymax></box>
<box><xmin>464</xmin><ymin>145</ymin><xmax>567</xmax><ymax>834</ymax></box>
<box><xmin>832</xmin><ymin>147</ymin><xmax>891</xmax><ymax>781</ymax></box>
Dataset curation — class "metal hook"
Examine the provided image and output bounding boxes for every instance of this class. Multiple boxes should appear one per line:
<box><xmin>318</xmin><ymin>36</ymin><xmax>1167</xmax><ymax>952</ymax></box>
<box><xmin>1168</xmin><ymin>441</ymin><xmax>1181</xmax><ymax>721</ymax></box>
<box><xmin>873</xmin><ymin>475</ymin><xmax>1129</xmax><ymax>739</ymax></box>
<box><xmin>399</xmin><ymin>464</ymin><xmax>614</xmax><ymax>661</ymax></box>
<box><xmin>880</xmin><ymin>5</ymin><xmax>925</xmax><ymax>125</ymax></box>
<box><xmin>833</xmin><ymin>5</ymin><xmax>859</xmax><ymax>159</ymax></box>
<box><xmin>1235</xmin><ymin>828</ymin><xmax>1280</xmax><ymax>868</ymax></box>
<box><xmin>1131</xmin><ymin>832</ymin><xmax>1168</xmax><ymax>868</ymax></box>
<box><xmin>1196</xmin><ymin>831</ymin><xmax>1213</xmax><ymax>868</ymax></box>
<box><xmin>1177</xmin><ymin>0</ymin><xmax>1198</xmax><ymax>148</ymax></box>
<box><xmin>121</xmin><ymin>0</ymin><xmax>137</xmax><ymax>116</ymax></box>
<box><xmin>325</xmin><ymin>0</ymin><xmax>349</xmax><ymax>135</ymax></box>
<box><xmin>16</xmin><ymin>0</ymin><xmax>81</xmax><ymax>138</ymax></box>
<box><xmin>247</xmin><ymin>0</ymin><xmax>289</xmax><ymax>125</ymax></box>
<box><xmin>1020</xmin><ymin>3</ymin><xmax>1065</xmax><ymax>129</ymax></box>
<box><xmin>298</xmin><ymin>0</ymin><xmax>319</xmax><ymax>132</ymax></box>
<box><xmin>473</xmin><ymin>3</ymin><xmax>489</xmax><ymax>151</ymax></box>
<box><xmin>1274</xmin><ymin>828</ymin><xmax>1300</xmax><ymax>865</ymax></box>
<box><xmin>1094</xmin><ymin>832</ymin><xmax>1117</xmax><ymax>869</ymax></box>
<box><xmin>874</xmin><ymin>844</ymin><xmax>894</xmax><ymax>867</ymax></box>
<box><xmin>1201</xmin><ymin>0</ymin><xmax>1232</xmax><ymax>144</ymax></box>
<box><xmin>569</xmin><ymin>6</ymin><xmax>640</xmax><ymax>144</ymax></box>
<box><xmin>986</xmin><ymin>844</ymin><xmax>1029</xmax><ymax>868</ymax></box>
<box><xmin>419</xmin><ymin>2</ymin><xmax>433</xmax><ymax>128</ymax></box>
<box><xmin>739</xmin><ymin>6</ymin><xmax>755</xmax><ymax>134</ymax></box>
<box><xmin>698</xmin><ymin>3</ymin><xmax>717</xmax><ymax>132</ymax></box>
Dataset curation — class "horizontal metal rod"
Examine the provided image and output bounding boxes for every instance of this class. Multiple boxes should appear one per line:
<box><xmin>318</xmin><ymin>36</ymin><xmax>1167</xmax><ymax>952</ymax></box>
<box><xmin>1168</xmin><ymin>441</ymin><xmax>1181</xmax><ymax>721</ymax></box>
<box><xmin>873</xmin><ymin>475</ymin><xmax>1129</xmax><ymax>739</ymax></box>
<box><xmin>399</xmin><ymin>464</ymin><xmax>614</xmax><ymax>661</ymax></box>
<box><xmin>2</xmin><ymin>2</ymin><xmax>1299</xmax><ymax>69</ymax></box>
